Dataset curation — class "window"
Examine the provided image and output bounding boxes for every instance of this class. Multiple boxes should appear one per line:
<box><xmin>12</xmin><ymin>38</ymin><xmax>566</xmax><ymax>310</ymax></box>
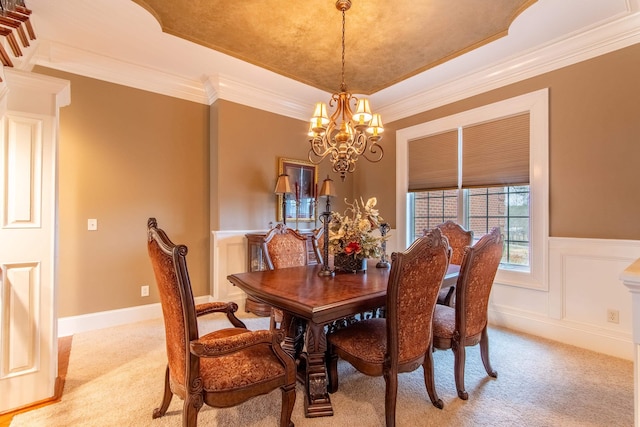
<box><xmin>410</xmin><ymin>186</ymin><xmax>530</xmax><ymax>269</ymax></box>
<box><xmin>467</xmin><ymin>186</ymin><xmax>530</xmax><ymax>267</ymax></box>
<box><xmin>396</xmin><ymin>89</ymin><xmax>548</xmax><ymax>290</ymax></box>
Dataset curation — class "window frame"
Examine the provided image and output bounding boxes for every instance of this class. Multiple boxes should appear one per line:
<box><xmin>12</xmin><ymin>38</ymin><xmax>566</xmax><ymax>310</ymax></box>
<box><xmin>396</xmin><ymin>89</ymin><xmax>549</xmax><ymax>290</ymax></box>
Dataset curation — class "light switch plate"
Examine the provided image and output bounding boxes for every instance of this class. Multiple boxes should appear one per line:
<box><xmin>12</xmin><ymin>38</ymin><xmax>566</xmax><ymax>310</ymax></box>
<box><xmin>88</xmin><ymin>219</ymin><xmax>98</xmax><ymax>231</ymax></box>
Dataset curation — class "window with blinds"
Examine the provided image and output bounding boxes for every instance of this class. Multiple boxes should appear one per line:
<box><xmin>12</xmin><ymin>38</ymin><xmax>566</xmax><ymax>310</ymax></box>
<box><xmin>399</xmin><ymin>88</ymin><xmax>548</xmax><ymax>290</ymax></box>
<box><xmin>408</xmin><ymin>112</ymin><xmax>530</xmax><ymax>192</ymax></box>
<box><xmin>408</xmin><ymin>112</ymin><xmax>531</xmax><ymax>269</ymax></box>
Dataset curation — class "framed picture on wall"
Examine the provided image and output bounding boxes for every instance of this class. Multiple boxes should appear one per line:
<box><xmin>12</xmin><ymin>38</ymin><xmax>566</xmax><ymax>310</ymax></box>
<box><xmin>277</xmin><ymin>157</ymin><xmax>318</xmax><ymax>224</ymax></box>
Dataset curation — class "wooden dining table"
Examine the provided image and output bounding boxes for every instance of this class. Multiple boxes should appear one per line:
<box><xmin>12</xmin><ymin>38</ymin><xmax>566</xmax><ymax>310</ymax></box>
<box><xmin>227</xmin><ymin>260</ymin><xmax>460</xmax><ymax>418</ymax></box>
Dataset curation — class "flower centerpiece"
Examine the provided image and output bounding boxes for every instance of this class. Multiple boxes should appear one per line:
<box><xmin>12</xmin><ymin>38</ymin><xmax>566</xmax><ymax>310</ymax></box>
<box><xmin>328</xmin><ymin>197</ymin><xmax>386</xmax><ymax>273</ymax></box>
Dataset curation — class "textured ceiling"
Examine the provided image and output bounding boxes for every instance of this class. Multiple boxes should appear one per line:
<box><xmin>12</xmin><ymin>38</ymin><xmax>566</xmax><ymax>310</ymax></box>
<box><xmin>132</xmin><ymin>0</ymin><xmax>536</xmax><ymax>95</ymax></box>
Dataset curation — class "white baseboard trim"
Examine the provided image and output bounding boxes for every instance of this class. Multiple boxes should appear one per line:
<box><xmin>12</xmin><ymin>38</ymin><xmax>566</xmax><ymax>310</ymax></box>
<box><xmin>58</xmin><ymin>295</ymin><xmax>212</xmax><ymax>337</ymax></box>
<box><xmin>489</xmin><ymin>304</ymin><xmax>633</xmax><ymax>361</ymax></box>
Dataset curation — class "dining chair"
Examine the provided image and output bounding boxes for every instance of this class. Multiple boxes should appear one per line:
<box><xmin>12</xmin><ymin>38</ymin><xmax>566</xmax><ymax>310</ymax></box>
<box><xmin>146</xmin><ymin>218</ymin><xmax>296</xmax><ymax>427</ymax></box>
<box><xmin>263</xmin><ymin>223</ymin><xmax>309</xmax><ymax>331</ymax></box>
<box><xmin>326</xmin><ymin>228</ymin><xmax>451</xmax><ymax>427</ymax></box>
<box><xmin>432</xmin><ymin>226</ymin><xmax>503</xmax><ymax>400</ymax></box>
<box><xmin>426</xmin><ymin>221</ymin><xmax>473</xmax><ymax>307</ymax></box>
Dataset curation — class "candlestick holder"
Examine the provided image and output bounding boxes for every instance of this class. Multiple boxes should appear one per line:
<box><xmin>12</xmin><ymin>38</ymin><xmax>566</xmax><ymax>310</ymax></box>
<box><xmin>376</xmin><ymin>222</ymin><xmax>391</xmax><ymax>269</ymax></box>
<box><xmin>317</xmin><ymin>175</ymin><xmax>336</xmax><ymax>277</ymax></box>
<box><xmin>313</xmin><ymin>198</ymin><xmax>319</xmax><ymax>229</ymax></box>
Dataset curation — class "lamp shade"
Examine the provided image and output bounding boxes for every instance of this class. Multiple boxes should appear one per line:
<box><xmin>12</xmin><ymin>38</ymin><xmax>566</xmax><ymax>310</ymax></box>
<box><xmin>319</xmin><ymin>175</ymin><xmax>337</xmax><ymax>198</ymax></box>
<box><xmin>274</xmin><ymin>174</ymin><xmax>293</xmax><ymax>194</ymax></box>
<box><xmin>366</xmin><ymin>113</ymin><xmax>384</xmax><ymax>136</ymax></box>
<box><xmin>311</xmin><ymin>102</ymin><xmax>330</xmax><ymax>132</ymax></box>
<box><xmin>353</xmin><ymin>98</ymin><xmax>372</xmax><ymax>125</ymax></box>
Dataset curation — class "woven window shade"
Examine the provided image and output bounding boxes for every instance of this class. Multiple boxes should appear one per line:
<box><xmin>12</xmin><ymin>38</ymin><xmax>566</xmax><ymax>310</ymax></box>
<box><xmin>408</xmin><ymin>130</ymin><xmax>458</xmax><ymax>192</ymax></box>
<box><xmin>462</xmin><ymin>113</ymin><xmax>530</xmax><ymax>188</ymax></box>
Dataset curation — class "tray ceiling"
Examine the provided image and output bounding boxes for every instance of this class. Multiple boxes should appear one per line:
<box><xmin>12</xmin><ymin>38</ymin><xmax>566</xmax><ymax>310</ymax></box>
<box><xmin>132</xmin><ymin>0</ymin><xmax>536</xmax><ymax>94</ymax></box>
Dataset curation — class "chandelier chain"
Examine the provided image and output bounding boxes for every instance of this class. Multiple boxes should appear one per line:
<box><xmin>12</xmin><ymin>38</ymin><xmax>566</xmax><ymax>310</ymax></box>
<box><xmin>341</xmin><ymin>7</ymin><xmax>346</xmax><ymax>91</ymax></box>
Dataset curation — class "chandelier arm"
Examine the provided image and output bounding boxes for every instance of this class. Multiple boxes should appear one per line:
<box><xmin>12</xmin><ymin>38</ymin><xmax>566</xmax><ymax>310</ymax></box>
<box><xmin>360</xmin><ymin>143</ymin><xmax>385</xmax><ymax>163</ymax></box>
<box><xmin>309</xmin><ymin>140</ymin><xmax>337</xmax><ymax>160</ymax></box>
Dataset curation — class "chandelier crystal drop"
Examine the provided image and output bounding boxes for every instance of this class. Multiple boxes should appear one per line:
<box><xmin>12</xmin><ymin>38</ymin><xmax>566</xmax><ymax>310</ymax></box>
<box><xmin>307</xmin><ymin>0</ymin><xmax>384</xmax><ymax>181</ymax></box>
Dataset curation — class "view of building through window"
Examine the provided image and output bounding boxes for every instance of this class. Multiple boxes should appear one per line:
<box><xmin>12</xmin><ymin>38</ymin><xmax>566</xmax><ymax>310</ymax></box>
<box><xmin>410</xmin><ymin>185</ymin><xmax>530</xmax><ymax>268</ymax></box>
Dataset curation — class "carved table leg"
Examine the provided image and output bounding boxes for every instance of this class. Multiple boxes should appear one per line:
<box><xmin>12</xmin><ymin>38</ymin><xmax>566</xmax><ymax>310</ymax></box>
<box><xmin>280</xmin><ymin>312</ymin><xmax>305</xmax><ymax>360</ymax></box>
<box><xmin>302</xmin><ymin>321</ymin><xmax>333</xmax><ymax>417</ymax></box>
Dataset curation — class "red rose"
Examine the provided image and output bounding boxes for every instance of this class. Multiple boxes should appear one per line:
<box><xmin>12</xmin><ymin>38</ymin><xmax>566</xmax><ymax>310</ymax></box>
<box><xmin>344</xmin><ymin>241</ymin><xmax>361</xmax><ymax>255</ymax></box>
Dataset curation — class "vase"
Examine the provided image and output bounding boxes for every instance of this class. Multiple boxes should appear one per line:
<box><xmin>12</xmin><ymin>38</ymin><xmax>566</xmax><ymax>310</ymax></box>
<box><xmin>334</xmin><ymin>253</ymin><xmax>367</xmax><ymax>273</ymax></box>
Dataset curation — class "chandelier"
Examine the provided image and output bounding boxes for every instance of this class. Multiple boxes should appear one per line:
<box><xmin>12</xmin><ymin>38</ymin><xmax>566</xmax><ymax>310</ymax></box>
<box><xmin>307</xmin><ymin>0</ymin><xmax>384</xmax><ymax>181</ymax></box>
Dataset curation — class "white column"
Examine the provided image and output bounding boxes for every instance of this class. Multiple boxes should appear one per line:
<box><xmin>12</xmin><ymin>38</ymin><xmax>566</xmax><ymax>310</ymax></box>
<box><xmin>621</xmin><ymin>258</ymin><xmax>640</xmax><ymax>427</ymax></box>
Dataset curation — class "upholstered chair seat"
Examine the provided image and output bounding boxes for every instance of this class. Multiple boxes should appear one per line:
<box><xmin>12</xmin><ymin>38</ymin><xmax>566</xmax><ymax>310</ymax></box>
<box><xmin>196</xmin><ymin>329</ymin><xmax>287</xmax><ymax>393</ymax></box>
<box><xmin>326</xmin><ymin>318</ymin><xmax>387</xmax><ymax>372</ymax></box>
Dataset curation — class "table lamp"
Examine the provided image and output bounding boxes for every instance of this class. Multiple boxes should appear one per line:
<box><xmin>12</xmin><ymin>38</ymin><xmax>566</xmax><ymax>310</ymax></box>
<box><xmin>274</xmin><ymin>173</ymin><xmax>293</xmax><ymax>225</ymax></box>
<box><xmin>318</xmin><ymin>175</ymin><xmax>337</xmax><ymax>277</ymax></box>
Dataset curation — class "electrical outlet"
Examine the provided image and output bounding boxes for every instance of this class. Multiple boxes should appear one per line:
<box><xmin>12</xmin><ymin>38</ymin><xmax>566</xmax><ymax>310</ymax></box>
<box><xmin>606</xmin><ymin>309</ymin><xmax>619</xmax><ymax>324</ymax></box>
<box><xmin>141</xmin><ymin>285</ymin><xmax>149</xmax><ymax>297</ymax></box>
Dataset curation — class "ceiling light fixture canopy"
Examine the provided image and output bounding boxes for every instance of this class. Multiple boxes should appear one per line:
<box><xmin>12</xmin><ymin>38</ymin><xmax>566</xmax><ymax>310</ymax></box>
<box><xmin>307</xmin><ymin>0</ymin><xmax>383</xmax><ymax>182</ymax></box>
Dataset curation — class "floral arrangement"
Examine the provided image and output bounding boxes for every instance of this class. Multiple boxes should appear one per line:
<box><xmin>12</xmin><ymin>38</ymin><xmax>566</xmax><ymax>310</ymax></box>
<box><xmin>328</xmin><ymin>197</ymin><xmax>386</xmax><ymax>259</ymax></box>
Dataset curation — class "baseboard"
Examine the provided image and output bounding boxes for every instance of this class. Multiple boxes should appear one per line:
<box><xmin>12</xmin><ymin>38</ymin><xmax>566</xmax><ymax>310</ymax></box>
<box><xmin>489</xmin><ymin>304</ymin><xmax>634</xmax><ymax>361</ymax></box>
<box><xmin>57</xmin><ymin>295</ymin><xmax>212</xmax><ymax>337</ymax></box>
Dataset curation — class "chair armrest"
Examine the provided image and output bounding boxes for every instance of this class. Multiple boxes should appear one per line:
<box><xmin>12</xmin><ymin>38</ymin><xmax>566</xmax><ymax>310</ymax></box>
<box><xmin>190</xmin><ymin>329</ymin><xmax>284</xmax><ymax>357</ymax></box>
<box><xmin>195</xmin><ymin>301</ymin><xmax>246</xmax><ymax>328</ymax></box>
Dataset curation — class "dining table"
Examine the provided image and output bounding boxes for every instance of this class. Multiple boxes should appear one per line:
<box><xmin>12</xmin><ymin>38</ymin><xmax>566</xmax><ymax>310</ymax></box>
<box><xmin>227</xmin><ymin>259</ymin><xmax>460</xmax><ymax>418</ymax></box>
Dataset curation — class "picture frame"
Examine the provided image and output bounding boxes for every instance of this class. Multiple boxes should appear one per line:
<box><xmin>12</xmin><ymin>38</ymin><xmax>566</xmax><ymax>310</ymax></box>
<box><xmin>277</xmin><ymin>157</ymin><xmax>318</xmax><ymax>224</ymax></box>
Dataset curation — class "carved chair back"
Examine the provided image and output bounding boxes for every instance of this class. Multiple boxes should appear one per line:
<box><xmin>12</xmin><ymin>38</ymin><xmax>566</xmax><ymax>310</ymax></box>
<box><xmin>263</xmin><ymin>223</ymin><xmax>308</xmax><ymax>270</ymax></box>
<box><xmin>454</xmin><ymin>227</ymin><xmax>503</xmax><ymax>339</ymax></box>
<box><xmin>432</xmin><ymin>221</ymin><xmax>473</xmax><ymax>265</ymax></box>
<box><xmin>387</xmin><ymin>228</ymin><xmax>452</xmax><ymax>365</ymax></box>
<box><xmin>147</xmin><ymin>218</ymin><xmax>198</xmax><ymax>390</ymax></box>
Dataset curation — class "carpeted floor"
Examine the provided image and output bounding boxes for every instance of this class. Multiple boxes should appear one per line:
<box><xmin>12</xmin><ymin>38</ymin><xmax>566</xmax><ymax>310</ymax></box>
<box><xmin>11</xmin><ymin>315</ymin><xmax>634</xmax><ymax>427</ymax></box>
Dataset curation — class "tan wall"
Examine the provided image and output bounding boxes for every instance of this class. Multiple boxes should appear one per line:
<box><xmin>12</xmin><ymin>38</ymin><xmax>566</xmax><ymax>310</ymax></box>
<box><xmin>212</xmin><ymin>99</ymin><xmax>352</xmax><ymax>231</ymax></box>
<box><xmin>35</xmin><ymin>67</ymin><xmax>211</xmax><ymax>317</ymax></box>
<box><xmin>37</xmin><ymin>43</ymin><xmax>640</xmax><ymax>318</ymax></box>
<box><xmin>376</xmin><ymin>43</ymin><xmax>640</xmax><ymax>239</ymax></box>
<box><xmin>34</xmin><ymin>68</ymin><xmax>353</xmax><ymax>317</ymax></box>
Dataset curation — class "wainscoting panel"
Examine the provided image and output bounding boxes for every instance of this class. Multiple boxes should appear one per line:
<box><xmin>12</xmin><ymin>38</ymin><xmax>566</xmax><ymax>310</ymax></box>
<box><xmin>211</xmin><ymin>230</ymin><xmax>266</xmax><ymax>310</ymax></box>
<box><xmin>489</xmin><ymin>237</ymin><xmax>640</xmax><ymax>360</ymax></box>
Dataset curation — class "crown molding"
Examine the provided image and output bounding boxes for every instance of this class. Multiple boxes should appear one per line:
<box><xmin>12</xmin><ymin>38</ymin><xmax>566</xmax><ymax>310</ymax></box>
<box><xmin>203</xmin><ymin>73</ymin><xmax>315</xmax><ymax>120</ymax></box>
<box><xmin>27</xmin><ymin>11</ymin><xmax>640</xmax><ymax>124</ymax></box>
<box><xmin>32</xmin><ymin>41</ymin><xmax>211</xmax><ymax>105</ymax></box>
<box><xmin>31</xmin><ymin>40</ymin><xmax>318</xmax><ymax>121</ymax></box>
<box><xmin>376</xmin><ymin>11</ymin><xmax>640</xmax><ymax>122</ymax></box>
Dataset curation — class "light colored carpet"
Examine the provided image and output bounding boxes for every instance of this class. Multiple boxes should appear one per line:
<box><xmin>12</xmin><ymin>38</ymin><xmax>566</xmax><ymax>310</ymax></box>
<box><xmin>11</xmin><ymin>314</ymin><xmax>633</xmax><ymax>427</ymax></box>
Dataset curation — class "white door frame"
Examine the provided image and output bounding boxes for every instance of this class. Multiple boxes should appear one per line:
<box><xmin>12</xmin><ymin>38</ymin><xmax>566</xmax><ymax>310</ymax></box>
<box><xmin>0</xmin><ymin>69</ymin><xmax>70</xmax><ymax>413</ymax></box>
